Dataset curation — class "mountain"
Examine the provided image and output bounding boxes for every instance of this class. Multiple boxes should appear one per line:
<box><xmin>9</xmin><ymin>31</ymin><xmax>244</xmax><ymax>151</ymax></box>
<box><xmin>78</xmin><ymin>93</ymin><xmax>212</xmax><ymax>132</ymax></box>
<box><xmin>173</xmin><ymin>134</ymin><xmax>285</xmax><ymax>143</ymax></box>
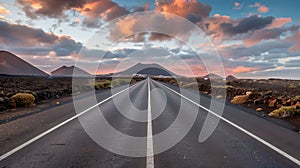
<box><xmin>113</xmin><ymin>63</ymin><xmax>179</xmax><ymax>77</ymax></box>
<box><xmin>203</xmin><ymin>73</ymin><xmax>223</xmax><ymax>79</ymax></box>
<box><xmin>0</xmin><ymin>51</ymin><xmax>49</xmax><ymax>77</ymax></box>
<box><xmin>226</xmin><ymin>75</ymin><xmax>238</xmax><ymax>81</ymax></box>
<box><xmin>51</xmin><ymin>65</ymin><xmax>91</xmax><ymax>77</ymax></box>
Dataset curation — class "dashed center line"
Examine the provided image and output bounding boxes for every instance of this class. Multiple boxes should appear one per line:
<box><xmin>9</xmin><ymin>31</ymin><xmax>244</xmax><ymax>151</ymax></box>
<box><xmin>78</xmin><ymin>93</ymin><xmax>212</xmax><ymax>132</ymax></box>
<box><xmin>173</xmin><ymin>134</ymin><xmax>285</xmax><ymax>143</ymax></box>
<box><xmin>146</xmin><ymin>78</ymin><xmax>154</xmax><ymax>168</ymax></box>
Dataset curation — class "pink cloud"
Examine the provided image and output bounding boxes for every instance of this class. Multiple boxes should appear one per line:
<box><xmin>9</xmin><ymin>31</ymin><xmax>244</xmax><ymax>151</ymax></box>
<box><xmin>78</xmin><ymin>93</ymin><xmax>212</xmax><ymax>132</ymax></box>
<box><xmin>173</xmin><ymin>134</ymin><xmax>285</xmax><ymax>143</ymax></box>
<box><xmin>268</xmin><ymin>17</ymin><xmax>292</xmax><ymax>29</ymax></box>
<box><xmin>231</xmin><ymin>66</ymin><xmax>258</xmax><ymax>74</ymax></box>
<box><xmin>288</xmin><ymin>32</ymin><xmax>300</xmax><ymax>52</ymax></box>
<box><xmin>250</xmin><ymin>2</ymin><xmax>269</xmax><ymax>13</ymax></box>
<box><xmin>233</xmin><ymin>2</ymin><xmax>242</xmax><ymax>10</ymax></box>
<box><xmin>244</xmin><ymin>24</ymin><xmax>299</xmax><ymax>46</ymax></box>
<box><xmin>244</xmin><ymin>28</ymin><xmax>280</xmax><ymax>46</ymax></box>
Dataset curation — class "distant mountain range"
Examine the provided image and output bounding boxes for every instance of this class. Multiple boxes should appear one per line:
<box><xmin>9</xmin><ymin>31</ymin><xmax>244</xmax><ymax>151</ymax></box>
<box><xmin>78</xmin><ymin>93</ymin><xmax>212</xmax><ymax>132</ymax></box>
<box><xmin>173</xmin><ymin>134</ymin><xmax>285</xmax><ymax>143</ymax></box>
<box><xmin>0</xmin><ymin>50</ymin><xmax>239</xmax><ymax>80</ymax></box>
<box><xmin>226</xmin><ymin>75</ymin><xmax>238</xmax><ymax>81</ymax></box>
<box><xmin>51</xmin><ymin>66</ymin><xmax>91</xmax><ymax>77</ymax></box>
<box><xmin>0</xmin><ymin>51</ymin><xmax>49</xmax><ymax>77</ymax></box>
<box><xmin>202</xmin><ymin>73</ymin><xmax>238</xmax><ymax>80</ymax></box>
<box><xmin>203</xmin><ymin>73</ymin><xmax>223</xmax><ymax>79</ymax></box>
<box><xmin>112</xmin><ymin>63</ymin><xmax>179</xmax><ymax>77</ymax></box>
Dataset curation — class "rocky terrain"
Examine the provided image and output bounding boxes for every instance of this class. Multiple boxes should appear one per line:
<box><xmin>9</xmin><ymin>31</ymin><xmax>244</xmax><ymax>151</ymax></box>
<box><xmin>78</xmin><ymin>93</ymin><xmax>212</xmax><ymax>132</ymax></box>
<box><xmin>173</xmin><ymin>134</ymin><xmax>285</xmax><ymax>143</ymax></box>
<box><xmin>0</xmin><ymin>76</ymin><xmax>143</xmax><ymax>112</ymax></box>
<box><xmin>0</xmin><ymin>75</ymin><xmax>299</xmax><ymax>131</ymax></box>
<box><xmin>153</xmin><ymin>77</ymin><xmax>300</xmax><ymax>131</ymax></box>
<box><xmin>0</xmin><ymin>77</ymin><xmax>86</xmax><ymax>111</ymax></box>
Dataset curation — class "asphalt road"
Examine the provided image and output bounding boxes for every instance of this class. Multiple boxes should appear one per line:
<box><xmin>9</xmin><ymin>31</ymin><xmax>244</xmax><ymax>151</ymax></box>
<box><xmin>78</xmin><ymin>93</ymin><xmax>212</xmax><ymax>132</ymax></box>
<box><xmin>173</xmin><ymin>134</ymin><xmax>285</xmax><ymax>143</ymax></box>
<box><xmin>0</xmin><ymin>78</ymin><xmax>299</xmax><ymax>168</ymax></box>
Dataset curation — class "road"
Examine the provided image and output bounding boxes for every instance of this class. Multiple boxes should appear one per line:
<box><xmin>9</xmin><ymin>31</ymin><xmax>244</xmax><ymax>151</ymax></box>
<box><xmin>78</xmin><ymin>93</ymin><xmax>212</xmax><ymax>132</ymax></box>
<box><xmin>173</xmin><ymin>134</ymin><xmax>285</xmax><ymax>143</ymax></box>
<box><xmin>0</xmin><ymin>78</ymin><xmax>299</xmax><ymax>168</ymax></box>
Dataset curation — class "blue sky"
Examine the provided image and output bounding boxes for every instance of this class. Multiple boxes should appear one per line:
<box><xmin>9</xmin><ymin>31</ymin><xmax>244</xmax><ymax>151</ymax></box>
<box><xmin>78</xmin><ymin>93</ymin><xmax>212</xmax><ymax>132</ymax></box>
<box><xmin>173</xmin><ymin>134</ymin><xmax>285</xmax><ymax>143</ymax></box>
<box><xmin>0</xmin><ymin>0</ymin><xmax>299</xmax><ymax>78</ymax></box>
<box><xmin>203</xmin><ymin>0</ymin><xmax>300</xmax><ymax>20</ymax></box>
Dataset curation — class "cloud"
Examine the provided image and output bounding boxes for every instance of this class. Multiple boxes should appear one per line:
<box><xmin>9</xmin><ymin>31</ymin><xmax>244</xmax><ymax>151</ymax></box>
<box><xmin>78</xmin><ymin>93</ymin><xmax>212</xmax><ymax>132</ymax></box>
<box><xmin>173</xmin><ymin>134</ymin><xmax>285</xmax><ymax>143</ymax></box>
<box><xmin>231</xmin><ymin>66</ymin><xmax>258</xmax><ymax>74</ymax></box>
<box><xmin>16</xmin><ymin>0</ymin><xmax>212</xmax><ymax>29</ymax></box>
<box><xmin>78</xmin><ymin>0</ymin><xmax>129</xmax><ymax>28</ymax></box>
<box><xmin>250</xmin><ymin>2</ymin><xmax>269</xmax><ymax>13</ymax></box>
<box><xmin>200</xmin><ymin>15</ymin><xmax>278</xmax><ymax>43</ymax></box>
<box><xmin>16</xmin><ymin>0</ymin><xmax>129</xmax><ymax>27</ymax></box>
<box><xmin>220</xmin><ymin>15</ymin><xmax>274</xmax><ymax>37</ymax></box>
<box><xmin>238</xmin><ymin>68</ymin><xmax>300</xmax><ymax>79</ymax></box>
<box><xmin>200</xmin><ymin>14</ymin><xmax>232</xmax><ymax>42</ymax></box>
<box><xmin>244</xmin><ymin>25</ymin><xmax>300</xmax><ymax>46</ymax></box>
<box><xmin>130</xmin><ymin>3</ymin><xmax>150</xmax><ymax>13</ymax></box>
<box><xmin>123</xmin><ymin>33</ymin><xmax>147</xmax><ymax>43</ymax></box>
<box><xmin>16</xmin><ymin>0</ymin><xmax>85</xmax><ymax>19</ymax></box>
<box><xmin>149</xmin><ymin>33</ymin><xmax>172</xmax><ymax>41</ymax></box>
<box><xmin>155</xmin><ymin>0</ymin><xmax>212</xmax><ymax>23</ymax></box>
<box><xmin>108</xmin><ymin>12</ymin><xmax>196</xmax><ymax>42</ymax></box>
<box><xmin>284</xmin><ymin>59</ymin><xmax>300</xmax><ymax>67</ymax></box>
<box><xmin>0</xmin><ymin>15</ymin><xmax>6</xmax><ymax>20</ymax></box>
<box><xmin>287</xmin><ymin>32</ymin><xmax>300</xmax><ymax>52</ymax></box>
<box><xmin>52</xmin><ymin>36</ymin><xmax>82</xmax><ymax>56</ymax></box>
<box><xmin>268</xmin><ymin>17</ymin><xmax>292</xmax><ymax>29</ymax></box>
<box><xmin>0</xmin><ymin>6</ymin><xmax>9</xmax><ymax>15</ymax></box>
<box><xmin>200</xmin><ymin>16</ymin><xmax>292</xmax><ymax>45</ymax></box>
<box><xmin>219</xmin><ymin>40</ymin><xmax>293</xmax><ymax>59</ymax></box>
<box><xmin>233</xmin><ymin>2</ymin><xmax>243</xmax><ymax>10</ymax></box>
<box><xmin>0</xmin><ymin>20</ymin><xmax>82</xmax><ymax>56</ymax></box>
<box><xmin>0</xmin><ymin>20</ymin><xmax>57</xmax><ymax>47</ymax></box>
<box><xmin>69</xmin><ymin>17</ymin><xmax>80</xmax><ymax>27</ymax></box>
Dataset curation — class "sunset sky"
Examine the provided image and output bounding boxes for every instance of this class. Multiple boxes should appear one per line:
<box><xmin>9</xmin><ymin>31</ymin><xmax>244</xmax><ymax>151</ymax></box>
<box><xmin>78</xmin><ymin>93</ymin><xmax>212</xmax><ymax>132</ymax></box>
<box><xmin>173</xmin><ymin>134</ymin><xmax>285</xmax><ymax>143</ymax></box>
<box><xmin>0</xmin><ymin>0</ymin><xmax>299</xmax><ymax>78</ymax></box>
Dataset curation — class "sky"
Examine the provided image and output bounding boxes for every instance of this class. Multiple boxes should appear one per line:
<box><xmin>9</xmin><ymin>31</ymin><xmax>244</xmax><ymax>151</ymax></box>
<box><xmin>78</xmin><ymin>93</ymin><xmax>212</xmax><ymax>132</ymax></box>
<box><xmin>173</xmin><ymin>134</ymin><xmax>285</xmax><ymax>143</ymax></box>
<box><xmin>0</xmin><ymin>0</ymin><xmax>299</xmax><ymax>79</ymax></box>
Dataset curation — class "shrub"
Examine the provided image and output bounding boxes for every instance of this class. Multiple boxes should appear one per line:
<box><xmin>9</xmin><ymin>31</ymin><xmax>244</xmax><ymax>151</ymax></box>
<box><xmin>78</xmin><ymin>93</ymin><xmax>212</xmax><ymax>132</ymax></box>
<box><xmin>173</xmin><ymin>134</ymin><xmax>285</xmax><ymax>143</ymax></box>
<box><xmin>11</xmin><ymin>93</ymin><xmax>35</xmax><ymax>107</ymax></box>
<box><xmin>111</xmin><ymin>79</ymin><xmax>120</xmax><ymax>87</ymax></box>
<box><xmin>111</xmin><ymin>79</ymin><xmax>132</xmax><ymax>87</ymax></box>
<box><xmin>169</xmin><ymin>79</ymin><xmax>178</xmax><ymax>85</ymax></box>
<box><xmin>118</xmin><ymin>79</ymin><xmax>132</xmax><ymax>85</ymax></box>
<box><xmin>289</xmin><ymin>85</ymin><xmax>297</xmax><ymax>89</ymax></box>
<box><xmin>95</xmin><ymin>80</ymin><xmax>111</xmax><ymax>90</ymax></box>
<box><xmin>268</xmin><ymin>106</ymin><xmax>300</xmax><ymax>118</ymax></box>
<box><xmin>294</xmin><ymin>95</ymin><xmax>300</xmax><ymax>101</ymax></box>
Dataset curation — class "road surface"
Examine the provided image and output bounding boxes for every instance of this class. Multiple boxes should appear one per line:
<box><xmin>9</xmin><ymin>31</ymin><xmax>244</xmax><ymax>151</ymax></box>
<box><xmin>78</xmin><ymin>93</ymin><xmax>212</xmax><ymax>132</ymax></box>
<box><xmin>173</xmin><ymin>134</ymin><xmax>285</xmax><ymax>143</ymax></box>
<box><xmin>0</xmin><ymin>78</ymin><xmax>299</xmax><ymax>168</ymax></box>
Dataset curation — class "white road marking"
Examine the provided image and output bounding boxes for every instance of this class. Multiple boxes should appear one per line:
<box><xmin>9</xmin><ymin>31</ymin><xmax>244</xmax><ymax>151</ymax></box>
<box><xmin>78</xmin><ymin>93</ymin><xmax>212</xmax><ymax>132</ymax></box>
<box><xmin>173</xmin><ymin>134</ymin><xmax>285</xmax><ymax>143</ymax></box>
<box><xmin>0</xmin><ymin>84</ymin><xmax>138</xmax><ymax>162</ymax></box>
<box><xmin>146</xmin><ymin>78</ymin><xmax>154</xmax><ymax>168</ymax></box>
<box><xmin>153</xmin><ymin>79</ymin><xmax>300</xmax><ymax>166</ymax></box>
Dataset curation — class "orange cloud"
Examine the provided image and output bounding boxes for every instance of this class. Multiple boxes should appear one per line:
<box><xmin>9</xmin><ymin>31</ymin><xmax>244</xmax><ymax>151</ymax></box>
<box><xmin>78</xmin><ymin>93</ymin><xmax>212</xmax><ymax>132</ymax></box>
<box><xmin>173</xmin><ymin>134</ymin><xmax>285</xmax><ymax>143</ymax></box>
<box><xmin>115</xmin><ymin>15</ymin><xmax>136</xmax><ymax>36</ymax></box>
<box><xmin>268</xmin><ymin>17</ymin><xmax>291</xmax><ymax>29</ymax></box>
<box><xmin>76</xmin><ymin>1</ymin><xmax>123</xmax><ymax>20</ymax></box>
<box><xmin>250</xmin><ymin>2</ymin><xmax>269</xmax><ymax>13</ymax></box>
<box><xmin>231</xmin><ymin>66</ymin><xmax>258</xmax><ymax>74</ymax></box>
<box><xmin>155</xmin><ymin>0</ymin><xmax>211</xmax><ymax>19</ymax></box>
<box><xmin>17</xmin><ymin>0</ymin><xmax>128</xmax><ymax>23</ymax></box>
<box><xmin>0</xmin><ymin>6</ymin><xmax>9</xmax><ymax>15</ymax></box>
